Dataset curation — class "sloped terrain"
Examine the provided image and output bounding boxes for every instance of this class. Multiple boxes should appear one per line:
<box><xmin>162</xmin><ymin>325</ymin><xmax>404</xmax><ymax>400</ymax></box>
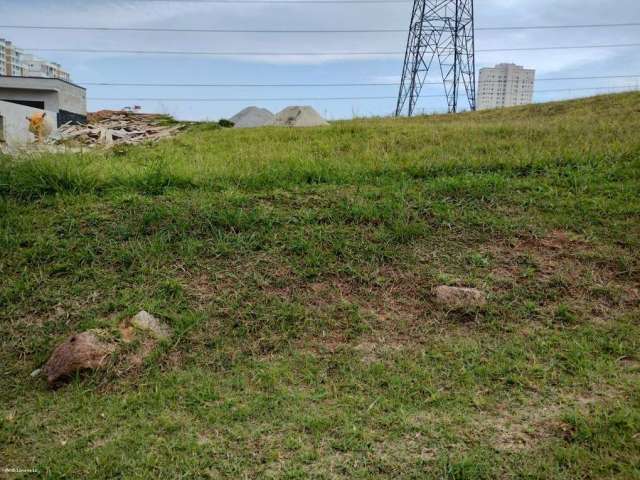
<box><xmin>1</xmin><ymin>93</ymin><xmax>639</xmax><ymax>478</ymax></box>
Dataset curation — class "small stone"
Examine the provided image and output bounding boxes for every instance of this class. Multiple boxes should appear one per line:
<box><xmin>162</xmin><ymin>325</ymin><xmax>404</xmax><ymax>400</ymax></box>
<box><xmin>433</xmin><ymin>285</ymin><xmax>487</xmax><ymax>308</ymax></box>
<box><xmin>42</xmin><ymin>330</ymin><xmax>117</xmax><ymax>388</ymax></box>
<box><xmin>30</xmin><ymin>368</ymin><xmax>42</xmax><ymax>378</ymax></box>
<box><xmin>130</xmin><ymin>311</ymin><xmax>172</xmax><ymax>340</ymax></box>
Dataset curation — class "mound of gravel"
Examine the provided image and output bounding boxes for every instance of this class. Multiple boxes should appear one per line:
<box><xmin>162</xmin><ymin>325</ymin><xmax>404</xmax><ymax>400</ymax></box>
<box><xmin>230</xmin><ymin>107</ymin><xmax>275</xmax><ymax>128</ymax></box>
<box><xmin>275</xmin><ymin>106</ymin><xmax>329</xmax><ymax>127</ymax></box>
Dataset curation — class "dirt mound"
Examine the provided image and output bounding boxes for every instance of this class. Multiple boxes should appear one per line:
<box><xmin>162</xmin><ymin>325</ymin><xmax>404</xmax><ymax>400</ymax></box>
<box><xmin>275</xmin><ymin>106</ymin><xmax>329</xmax><ymax>127</ymax></box>
<box><xmin>230</xmin><ymin>107</ymin><xmax>275</xmax><ymax>128</ymax></box>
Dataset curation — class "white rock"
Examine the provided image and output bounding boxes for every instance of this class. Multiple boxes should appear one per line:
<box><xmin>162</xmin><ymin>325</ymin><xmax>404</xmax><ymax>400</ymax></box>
<box><xmin>130</xmin><ymin>311</ymin><xmax>172</xmax><ymax>340</ymax></box>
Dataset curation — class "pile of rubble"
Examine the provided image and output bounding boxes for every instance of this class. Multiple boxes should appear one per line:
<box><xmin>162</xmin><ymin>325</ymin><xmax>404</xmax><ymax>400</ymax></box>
<box><xmin>47</xmin><ymin>110</ymin><xmax>184</xmax><ymax>147</ymax></box>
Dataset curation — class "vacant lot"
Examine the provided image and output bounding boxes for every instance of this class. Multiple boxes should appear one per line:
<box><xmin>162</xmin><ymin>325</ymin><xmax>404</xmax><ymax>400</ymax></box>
<box><xmin>1</xmin><ymin>93</ymin><xmax>639</xmax><ymax>479</ymax></box>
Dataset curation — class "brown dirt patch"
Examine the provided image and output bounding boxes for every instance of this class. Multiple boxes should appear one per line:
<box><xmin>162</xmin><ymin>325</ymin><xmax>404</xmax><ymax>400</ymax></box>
<box><xmin>354</xmin><ymin>339</ymin><xmax>406</xmax><ymax>364</ymax></box>
<box><xmin>478</xmin><ymin>385</ymin><xmax>625</xmax><ymax>452</ymax></box>
<box><xmin>484</xmin><ymin>230</ymin><xmax>639</xmax><ymax>320</ymax></box>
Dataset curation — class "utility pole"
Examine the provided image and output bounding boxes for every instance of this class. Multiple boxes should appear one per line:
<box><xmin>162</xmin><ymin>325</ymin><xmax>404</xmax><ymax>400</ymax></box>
<box><xmin>396</xmin><ymin>0</ymin><xmax>476</xmax><ymax>116</ymax></box>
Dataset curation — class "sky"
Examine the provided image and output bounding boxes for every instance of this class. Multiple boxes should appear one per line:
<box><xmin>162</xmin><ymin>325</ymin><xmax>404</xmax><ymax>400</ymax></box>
<box><xmin>1</xmin><ymin>0</ymin><xmax>639</xmax><ymax>120</ymax></box>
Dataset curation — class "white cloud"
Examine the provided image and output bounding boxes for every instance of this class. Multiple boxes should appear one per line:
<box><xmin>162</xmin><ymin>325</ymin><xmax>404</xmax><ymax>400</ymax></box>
<box><xmin>3</xmin><ymin>0</ymin><xmax>638</xmax><ymax>67</ymax></box>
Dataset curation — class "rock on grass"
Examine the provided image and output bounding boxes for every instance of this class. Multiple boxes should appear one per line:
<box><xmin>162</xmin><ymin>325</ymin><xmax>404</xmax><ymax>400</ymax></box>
<box><xmin>434</xmin><ymin>286</ymin><xmax>487</xmax><ymax>308</ymax></box>
<box><xmin>42</xmin><ymin>330</ymin><xmax>117</xmax><ymax>389</ymax></box>
<box><xmin>129</xmin><ymin>310</ymin><xmax>172</xmax><ymax>340</ymax></box>
<box><xmin>39</xmin><ymin>311</ymin><xmax>172</xmax><ymax>389</ymax></box>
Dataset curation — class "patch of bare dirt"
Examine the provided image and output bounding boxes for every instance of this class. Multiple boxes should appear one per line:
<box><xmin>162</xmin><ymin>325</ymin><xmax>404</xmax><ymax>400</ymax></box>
<box><xmin>302</xmin><ymin>268</ymin><xmax>426</xmax><ymax>326</ymax></box>
<box><xmin>487</xmin><ymin>230</ymin><xmax>592</xmax><ymax>282</ymax></box>
<box><xmin>295</xmin><ymin>331</ymin><xmax>349</xmax><ymax>355</ymax></box>
<box><xmin>478</xmin><ymin>385</ymin><xmax>625</xmax><ymax>452</ymax></box>
<box><xmin>484</xmin><ymin>230</ymin><xmax>639</xmax><ymax>320</ymax></box>
<box><xmin>185</xmin><ymin>272</ymin><xmax>224</xmax><ymax>304</ymax></box>
<box><xmin>354</xmin><ymin>339</ymin><xmax>405</xmax><ymax>364</ymax></box>
<box><xmin>487</xmin><ymin>404</ymin><xmax>562</xmax><ymax>452</ymax></box>
<box><xmin>125</xmin><ymin>337</ymin><xmax>158</xmax><ymax>369</ymax></box>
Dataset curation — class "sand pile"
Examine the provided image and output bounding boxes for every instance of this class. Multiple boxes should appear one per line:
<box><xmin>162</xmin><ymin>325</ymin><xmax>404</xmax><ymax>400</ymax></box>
<box><xmin>229</xmin><ymin>105</ymin><xmax>329</xmax><ymax>128</ymax></box>
<box><xmin>275</xmin><ymin>106</ymin><xmax>329</xmax><ymax>127</ymax></box>
<box><xmin>230</xmin><ymin>107</ymin><xmax>275</xmax><ymax>128</ymax></box>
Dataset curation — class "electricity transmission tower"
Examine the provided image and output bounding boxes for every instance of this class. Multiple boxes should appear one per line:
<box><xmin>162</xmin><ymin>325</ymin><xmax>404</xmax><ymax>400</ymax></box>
<box><xmin>395</xmin><ymin>0</ymin><xmax>476</xmax><ymax>116</ymax></box>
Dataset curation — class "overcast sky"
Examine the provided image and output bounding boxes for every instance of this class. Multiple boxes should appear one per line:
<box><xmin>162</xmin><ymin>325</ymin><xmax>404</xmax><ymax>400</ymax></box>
<box><xmin>2</xmin><ymin>0</ymin><xmax>639</xmax><ymax>119</ymax></box>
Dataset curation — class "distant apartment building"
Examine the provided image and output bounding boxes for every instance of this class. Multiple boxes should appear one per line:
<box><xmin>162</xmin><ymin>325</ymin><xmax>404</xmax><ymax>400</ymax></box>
<box><xmin>0</xmin><ymin>39</ymin><xmax>25</xmax><ymax>76</ymax></box>
<box><xmin>477</xmin><ymin>63</ymin><xmax>535</xmax><ymax>110</ymax></box>
<box><xmin>0</xmin><ymin>38</ymin><xmax>70</xmax><ymax>81</ymax></box>
<box><xmin>20</xmin><ymin>54</ymin><xmax>71</xmax><ymax>82</ymax></box>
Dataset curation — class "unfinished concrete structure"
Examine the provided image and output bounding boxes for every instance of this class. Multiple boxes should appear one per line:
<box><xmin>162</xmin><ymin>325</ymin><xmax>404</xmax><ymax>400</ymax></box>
<box><xmin>0</xmin><ymin>100</ymin><xmax>57</xmax><ymax>145</ymax></box>
<box><xmin>0</xmin><ymin>76</ymin><xmax>86</xmax><ymax>146</ymax></box>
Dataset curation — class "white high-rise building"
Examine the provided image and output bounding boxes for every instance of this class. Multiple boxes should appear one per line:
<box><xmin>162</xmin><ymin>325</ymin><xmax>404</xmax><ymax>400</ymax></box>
<box><xmin>477</xmin><ymin>63</ymin><xmax>535</xmax><ymax>110</ymax></box>
<box><xmin>0</xmin><ymin>38</ymin><xmax>70</xmax><ymax>81</ymax></box>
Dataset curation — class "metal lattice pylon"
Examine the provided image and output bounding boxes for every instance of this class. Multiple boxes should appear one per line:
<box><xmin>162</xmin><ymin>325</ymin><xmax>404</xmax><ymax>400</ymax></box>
<box><xmin>395</xmin><ymin>0</ymin><xmax>476</xmax><ymax>116</ymax></box>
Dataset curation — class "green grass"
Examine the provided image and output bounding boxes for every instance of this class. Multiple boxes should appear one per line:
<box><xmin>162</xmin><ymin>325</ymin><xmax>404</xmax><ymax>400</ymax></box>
<box><xmin>1</xmin><ymin>93</ymin><xmax>639</xmax><ymax>479</ymax></box>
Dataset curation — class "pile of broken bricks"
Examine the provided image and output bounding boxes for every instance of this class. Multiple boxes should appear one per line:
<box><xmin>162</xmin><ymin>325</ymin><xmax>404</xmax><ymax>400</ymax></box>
<box><xmin>32</xmin><ymin>311</ymin><xmax>172</xmax><ymax>389</ymax></box>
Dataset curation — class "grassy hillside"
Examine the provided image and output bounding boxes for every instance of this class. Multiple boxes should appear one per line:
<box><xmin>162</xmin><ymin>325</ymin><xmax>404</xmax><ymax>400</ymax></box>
<box><xmin>1</xmin><ymin>93</ymin><xmax>639</xmax><ymax>479</ymax></box>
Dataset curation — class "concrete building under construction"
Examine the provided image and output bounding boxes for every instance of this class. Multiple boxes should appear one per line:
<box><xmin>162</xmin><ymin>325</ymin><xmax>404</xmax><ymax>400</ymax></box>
<box><xmin>0</xmin><ymin>76</ymin><xmax>86</xmax><ymax>146</ymax></box>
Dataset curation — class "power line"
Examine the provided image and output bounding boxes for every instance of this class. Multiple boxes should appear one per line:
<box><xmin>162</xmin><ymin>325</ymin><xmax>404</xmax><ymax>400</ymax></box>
<box><xmin>77</xmin><ymin>75</ymin><xmax>640</xmax><ymax>88</ymax></box>
<box><xmin>89</xmin><ymin>96</ymin><xmax>401</xmax><ymax>101</ymax></box>
<box><xmin>2</xmin><ymin>24</ymin><xmax>403</xmax><ymax>34</ymax></box>
<box><xmin>480</xmin><ymin>44</ymin><xmax>640</xmax><ymax>52</ymax></box>
<box><xmin>536</xmin><ymin>86</ymin><xmax>640</xmax><ymax>94</ymax></box>
<box><xmin>2</xmin><ymin>22</ymin><xmax>639</xmax><ymax>34</ymax></box>
<box><xmin>22</xmin><ymin>43</ymin><xmax>640</xmax><ymax>57</ymax></box>
<box><xmin>477</xmin><ymin>22</ymin><xmax>640</xmax><ymax>31</ymax></box>
<box><xmin>84</xmin><ymin>81</ymin><xmax>404</xmax><ymax>87</ymax></box>
<box><xmin>23</xmin><ymin>48</ymin><xmax>402</xmax><ymax>56</ymax></box>
<box><xmin>87</xmin><ymin>85</ymin><xmax>639</xmax><ymax>102</ymax></box>
<box><xmin>530</xmin><ymin>74</ymin><xmax>640</xmax><ymax>82</ymax></box>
